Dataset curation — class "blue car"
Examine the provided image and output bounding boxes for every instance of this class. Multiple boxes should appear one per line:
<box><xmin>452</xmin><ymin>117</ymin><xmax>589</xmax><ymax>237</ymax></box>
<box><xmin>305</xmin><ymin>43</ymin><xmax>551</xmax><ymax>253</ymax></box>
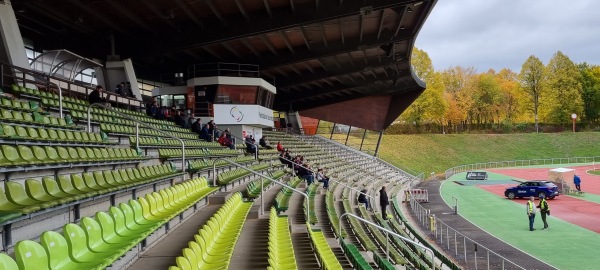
<box><xmin>504</xmin><ymin>180</ymin><xmax>559</xmax><ymax>199</ymax></box>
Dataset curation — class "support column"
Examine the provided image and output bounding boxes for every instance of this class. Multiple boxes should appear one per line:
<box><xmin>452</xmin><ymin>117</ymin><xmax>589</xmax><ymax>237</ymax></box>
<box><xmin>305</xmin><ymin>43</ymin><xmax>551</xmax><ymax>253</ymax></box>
<box><xmin>330</xmin><ymin>123</ymin><xmax>336</xmax><ymax>139</ymax></box>
<box><xmin>0</xmin><ymin>1</ymin><xmax>34</xmax><ymax>86</ymax></box>
<box><xmin>374</xmin><ymin>130</ymin><xmax>383</xmax><ymax>157</ymax></box>
<box><xmin>344</xmin><ymin>126</ymin><xmax>352</xmax><ymax>145</ymax></box>
<box><xmin>359</xmin><ymin>128</ymin><xmax>367</xmax><ymax>151</ymax></box>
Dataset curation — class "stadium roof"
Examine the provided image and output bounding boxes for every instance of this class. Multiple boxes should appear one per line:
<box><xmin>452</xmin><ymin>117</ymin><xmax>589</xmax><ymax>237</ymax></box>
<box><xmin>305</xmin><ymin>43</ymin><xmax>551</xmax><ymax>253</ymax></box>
<box><xmin>12</xmin><ymin>0</ymin><xmax>436</xmax><ymax>130</ymax></box>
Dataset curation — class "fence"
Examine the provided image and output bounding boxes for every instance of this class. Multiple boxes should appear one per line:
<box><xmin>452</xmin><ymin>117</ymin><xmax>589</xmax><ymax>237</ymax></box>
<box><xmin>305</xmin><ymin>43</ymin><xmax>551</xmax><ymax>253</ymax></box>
<box><xmin>409</xmin><ymin>198</ymin><xmax>528</xmax><ymax>270</ymax></box>
<box><xmin>445</xmin><ymin>156</ymin><xmax>600</xmax><ymax>179</ymax></box>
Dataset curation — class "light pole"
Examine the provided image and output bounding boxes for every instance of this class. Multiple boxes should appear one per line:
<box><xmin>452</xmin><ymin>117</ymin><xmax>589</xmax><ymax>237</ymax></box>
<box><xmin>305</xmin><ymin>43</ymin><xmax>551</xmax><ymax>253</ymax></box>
<box><xmin>571</xmin><ymin>113</ymin><xmax>577</xmax><ymax>132</ymax></box>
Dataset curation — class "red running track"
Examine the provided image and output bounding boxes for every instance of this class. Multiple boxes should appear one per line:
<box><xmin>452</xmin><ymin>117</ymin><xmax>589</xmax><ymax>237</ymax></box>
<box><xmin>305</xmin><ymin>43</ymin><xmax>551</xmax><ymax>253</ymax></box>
<box><xmin>479</xmin><ymin>184</ymin><xmax>600</xmax><ymax>233</ymax></box>
<box><xmin>488</xmin><ymin>165</ymin><xmax>600</xmax><ymax>195</ymax></box>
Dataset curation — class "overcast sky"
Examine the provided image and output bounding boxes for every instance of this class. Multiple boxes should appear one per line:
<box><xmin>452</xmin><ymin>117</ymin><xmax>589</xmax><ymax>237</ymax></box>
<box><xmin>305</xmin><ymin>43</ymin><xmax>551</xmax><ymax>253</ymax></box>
<box><xmin>414</xmin><ymin>0</ymin><xmax>600</xmax><ymax>73</ymax></box>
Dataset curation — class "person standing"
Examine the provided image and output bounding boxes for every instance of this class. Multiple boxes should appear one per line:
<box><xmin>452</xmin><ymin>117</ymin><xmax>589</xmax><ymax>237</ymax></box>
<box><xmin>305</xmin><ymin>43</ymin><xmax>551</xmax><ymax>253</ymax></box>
<box><xmin>380</xmin><ymin>186</ymin><xmax>390</xmax><ymax>220</ymax></box>
<box><xmin>537</xmin><ymin>196</ymin><xmax>550</xmax><ymax>230</ymax></box>
<box><xmin>526</xmin><ymin>196</ymin><xmax>537</xmax><ymax>231</ymax></box>
<box><xmin>574</xmin><ymin>174</ymin><xmax>581</xmax><ymax>191</ymax></box>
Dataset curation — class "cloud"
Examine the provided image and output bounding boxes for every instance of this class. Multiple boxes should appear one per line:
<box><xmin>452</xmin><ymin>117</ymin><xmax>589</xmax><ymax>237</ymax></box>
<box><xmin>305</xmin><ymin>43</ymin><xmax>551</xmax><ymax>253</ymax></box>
<box><xmin>415</xmin><ymin>0</ymin><xmax>600</xmax><ymax>72</ymax></box>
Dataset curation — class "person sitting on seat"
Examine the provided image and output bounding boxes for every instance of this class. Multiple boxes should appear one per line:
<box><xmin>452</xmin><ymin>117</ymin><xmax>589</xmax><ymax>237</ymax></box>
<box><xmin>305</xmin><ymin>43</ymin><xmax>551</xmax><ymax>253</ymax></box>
<box><xmin>298</xmin><ymin>163</ymin><xmax>314</xmax><ymax>185</ymax></box>
<box><xmin>316</xmin><ymin>168</ymin><xmax>330</xmax><ymax>189</ymax></box>
<box><xmin>218</xmin><ymin>132</ymin><xmax>234</xmax><ymax>149</ymax></box>
<box><xmin>259</xmin><ymin>136</ymin><xmax>273</xmax><ymax>149</ymax></box>
<box><xmin>358</xmin><ymin>189</ymin><xmax>371</xmax><ymax>210</ymax></box>
<box><xmin>245</xmin><ymin>135</ymin><xmax>257</xmax><ymax>154</ymax></box>
<box><xmin>88</xmin><ymin>85</ymin><xmax>110</xmax><ymax>108</ymax></box>
<box><xmin>276</xmin><ymin>141</ymin><xmax>284</xmax><ymax>153</ymax></box>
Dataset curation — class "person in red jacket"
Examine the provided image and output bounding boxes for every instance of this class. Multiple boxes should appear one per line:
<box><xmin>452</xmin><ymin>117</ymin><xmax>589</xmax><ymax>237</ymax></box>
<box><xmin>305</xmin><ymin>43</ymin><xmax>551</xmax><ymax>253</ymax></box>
<box><xmin>276</xmin><ymin>141</ymin><xmax>284</xmax><ymax>153</ymax></box>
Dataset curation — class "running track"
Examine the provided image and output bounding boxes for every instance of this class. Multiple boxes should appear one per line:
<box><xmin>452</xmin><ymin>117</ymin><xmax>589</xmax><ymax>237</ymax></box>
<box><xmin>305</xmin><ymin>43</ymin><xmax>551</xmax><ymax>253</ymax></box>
<box><xmin>479</xmin><ymin>165</ymin><xmax>600</xmax><ymax>233</ymax></box>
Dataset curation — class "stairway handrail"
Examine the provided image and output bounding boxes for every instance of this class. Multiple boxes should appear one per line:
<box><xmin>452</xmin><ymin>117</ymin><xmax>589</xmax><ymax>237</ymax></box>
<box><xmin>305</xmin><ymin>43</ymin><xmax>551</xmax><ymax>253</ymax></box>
<box><xmin>339</xmin><ymin>212</ymin><xmax>435</xmax><ymax>269</ymax></box>
<box><xmin>211</xmin><ymin>157</ymin><xmax>310</xmax><ymax>219</ymax></box>
<box><xmin>87</xmin><ymin>103</ymin><xmax>186</xmax><ymax>181</ymax></box>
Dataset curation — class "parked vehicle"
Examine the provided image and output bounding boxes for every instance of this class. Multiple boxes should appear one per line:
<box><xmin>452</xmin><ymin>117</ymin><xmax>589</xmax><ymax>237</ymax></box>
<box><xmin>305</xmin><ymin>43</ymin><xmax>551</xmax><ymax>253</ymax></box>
<box><xmin>504</xmin><ymin>180</ymin><xmax>559</xmax><ymax>199</ymax></box>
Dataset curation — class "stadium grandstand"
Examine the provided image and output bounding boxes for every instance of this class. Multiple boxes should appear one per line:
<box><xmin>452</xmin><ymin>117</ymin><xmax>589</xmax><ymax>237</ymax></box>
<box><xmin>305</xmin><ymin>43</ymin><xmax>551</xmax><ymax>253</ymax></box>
<box><xmin>0</xmin><ymin>0</ymin><xmax>551</xmax><ymax>269</ymax></box>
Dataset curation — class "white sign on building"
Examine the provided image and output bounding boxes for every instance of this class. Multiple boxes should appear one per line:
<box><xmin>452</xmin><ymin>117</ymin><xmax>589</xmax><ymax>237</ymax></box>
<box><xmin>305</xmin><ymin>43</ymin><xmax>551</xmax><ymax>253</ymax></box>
<box><xmin>214</xmin><ymin>104</ymin><xmax>274</xmax><ymax>128</ymax></box>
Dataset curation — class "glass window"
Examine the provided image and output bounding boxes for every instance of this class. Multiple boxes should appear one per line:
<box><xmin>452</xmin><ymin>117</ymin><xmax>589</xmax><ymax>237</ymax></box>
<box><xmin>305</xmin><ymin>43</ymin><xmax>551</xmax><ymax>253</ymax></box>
<box><xmin>215</xmin><ymin>85</ymin><xmax>257</xmax><ymax>104</ymax></box>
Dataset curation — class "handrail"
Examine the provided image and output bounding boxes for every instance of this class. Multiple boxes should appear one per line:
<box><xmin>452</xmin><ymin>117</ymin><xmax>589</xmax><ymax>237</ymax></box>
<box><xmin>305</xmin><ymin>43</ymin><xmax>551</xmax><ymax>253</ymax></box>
<box><xmin>339</xmin><ymin>212</ymin><xmax>435</xmax><ymax>269</ymax></box>
<box><xmin>86</xmin><ymin>103</ymin><xmax>186</xmax><ymax>181</ymax></box>
<box><xmin>211</xmin><ymin>157</ymin><xmax>309</xmax><ymax>219</ymax></box>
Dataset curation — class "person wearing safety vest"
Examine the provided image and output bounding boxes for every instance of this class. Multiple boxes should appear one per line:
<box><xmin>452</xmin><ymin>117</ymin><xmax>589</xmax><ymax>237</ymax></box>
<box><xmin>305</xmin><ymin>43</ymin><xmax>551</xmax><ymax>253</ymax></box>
<box><xmin>526</xmin><ymin>196</ymin><xmax>536</xmax><ymax>231</ymax></box>
<box><xmin>537</xmin><ymin>196</ymin><xmax>550</xmax><ymax>229</ymax></box>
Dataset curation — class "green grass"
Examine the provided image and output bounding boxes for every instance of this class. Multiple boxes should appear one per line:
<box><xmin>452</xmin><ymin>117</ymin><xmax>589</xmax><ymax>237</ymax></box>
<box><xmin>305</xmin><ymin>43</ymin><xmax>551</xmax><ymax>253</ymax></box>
<box><xmin>589</xmin><ymin>170</ymin><xmax>600</xmax><ymax>176</ymax></box>
<box><xmin>378</xmin><ymin>132</ymin><xmax>600</xmax><ymax>176</ymax></box>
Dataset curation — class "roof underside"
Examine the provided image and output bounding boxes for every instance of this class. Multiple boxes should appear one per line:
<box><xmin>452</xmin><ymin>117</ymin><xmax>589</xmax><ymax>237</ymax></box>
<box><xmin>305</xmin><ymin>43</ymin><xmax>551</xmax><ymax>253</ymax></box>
<box><xmin>12</xmin><ymin>0</ymin><xmax>436</xmax><ymax>130</ymax></box>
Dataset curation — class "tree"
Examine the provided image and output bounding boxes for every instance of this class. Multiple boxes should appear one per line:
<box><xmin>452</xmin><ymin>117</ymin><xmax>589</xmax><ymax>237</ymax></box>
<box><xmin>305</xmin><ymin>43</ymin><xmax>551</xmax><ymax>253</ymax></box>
<box><xmin>543</xmin><ymin>51</ymin><xmax>582</xmax><ymax>124</ymax></box>
<box><xmin>518</xmin><ymin>55</ymin><xmax>545</xmax><ymax>132</ymax></box>
<box><xmin>401</xmin><ymin>48</ymin><xmax>447</xmax><ymax>129</ymax></box>
<box><xmin>578</xmin><ymin>63</ymin><xmax>600</xmax><ymax>125</ymax></box>
<box><xmin>495</xmin><ymin>68</ymin><xmax>522</xmax><ymax>124</ymax></box>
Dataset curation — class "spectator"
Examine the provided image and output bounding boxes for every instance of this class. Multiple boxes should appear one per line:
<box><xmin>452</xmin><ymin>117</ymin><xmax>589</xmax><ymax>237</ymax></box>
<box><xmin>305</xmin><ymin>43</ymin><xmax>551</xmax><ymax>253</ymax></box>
<box><xmin>125</xmin><ymin>82</ymin><xmax>132</xmax><ymax>97</ymax></box>
<box><xmin>276</xmin><ymin>141</ymin><xmax>284</xmax><ymax>153</ymax></box>
<box><xmin>259</xmin><ymin>136</ymin><xmax>273</xmax><ymax>149</ymax></box>
<box><xmin>115</xmin><ymin>82</ymin><xmax>125</xmax><ymax>96</ymax></box>
<box><xmin>574</xmin><ymin>174</ymin><xmax>581</xmax><ymax>191</ymax></box>
<box><xmin>174</xmin><ymin>111</ymin><xmax>187</xmax><ymax>128</ymax></box>
<box><xmin>88</xmin><ymin>85</ymin><xmax>110</xmax><ymax>107</ymax></box>
<box><xmin>316</xmin><ymin>168</ymin><xmax>330</xmax><ymax>189</ymax></box>
<box><xmin>187</xmin><ymin>116</ymin><xmax>195</xmax><ymax>129</ymax></box>
<box><xmin>191</xmin><ymin>118</ymin><xmax>202</xmax><ymax>135</ymax></box>
<box><xmin>298</xmin><ymin>163</ymin><xmax>314</xmax><ymax>185</ymax></box>
<box><xmin>245</xmin><ymin>135</ymin><xmax>257</xmax><ymax>154</ymax></box>
<box><xmin>200</xmin><ymin>124</ymin><xmax>211</xmax><ymax>141</ymax></box>
<box><xmin>358</xmin><ymin>189</ymin><xmax>371</xmax><ymax>210</ymax></box>
<box><xmin>380</xmin><ymin>186</ymin><xmax>389</xmax><ymax>220</ymax></box>
<box><xmin>218</xmin><ymin>132</ymin><xmax>234</xmax><ymax>149</ymax></box>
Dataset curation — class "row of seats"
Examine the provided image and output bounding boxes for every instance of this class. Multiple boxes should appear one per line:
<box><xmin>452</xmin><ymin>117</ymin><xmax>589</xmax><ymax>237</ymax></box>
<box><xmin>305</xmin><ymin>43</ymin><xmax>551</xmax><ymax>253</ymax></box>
<box><xmin>1</xmin><ymin>109</ymin><xmax>80</xmax><ymax>130</ymax></box>
<box><xmin>0</xmin><ymin>124</ymin><xmax>114</xmax><ymax>145</ymax></box>
<box><xmin>325</xmin><ymin>182</ymin><xmax>346</xmax><ymax>238</ymax></box>
<box><xmin>101</xmin><ymin>123</ymin><xmax>197</xmax><ymax>140</ymax></box>
<box><xmin>245</xmin><ymin>170</ymin><xmax>286</xmax><ymax>199</ymax></box>
<box><xmin>0</xmin><ymin>97</ymin><xmax>44</xmax><ymax>114</ymax></box>
<box><xmin>187</xmin><ymin>156</ymin><xmax>255</xmax><ymax>174</ymax></box>
<box><xmin>130</xmin><ymin>136</ymin><xmax>239</xmax><ymax>149</ymax></box>
<box><xmin>307</xmin><ymin>224</ymin><xmax>344</xmax><ymax>270</ymax></box>
<box><xmin>267</xmin><ymin>207</ymin><xmax>298</xmax><ymax>270</ymax></box>
<box><xmin>357</xmin><ymin>205</ymin><xmax>406</xmax><ymax>265</ymax></box>
<box><xmin>217</xmin><ymin>163</ymin><xmax>270</xmax><ymax>186</ymax></box>
<box><xmin>11</xmin><ymin>84</ymin><xmax>87</xmax><ymax>106</ymax></box>
<box><xmin>340</xmin><ymin>241</ymin><xmax>374</xmax><ymax>270</ymax></box>
<box><xmin>0</xmin><ymin>164</ymin><xmax>180</xmax><ymax>223</ymax></box>
<box><xmin>159</xmin><ymin>148</ymin><xmax>240</xmax><ymax>159</ymax></box>
<box><xmin>274</xmin><ymin>176</ymin><xmax>303</xmax><ymax>213</ymax></box>
<box><xmin>342</xmin><ymin>198</ymin><xmax>378</xmax><ymax>251</ymax></box>
<box><xmin>71</xmin><ymin>110</ymin><xmax>188</xmax><ymax>134</ymax></box>
<box><xmin>305</xmin><ymin>183</ymin><xmax>319</xmax><ymax>224</ymax></box>
<box><xmin>0</xmin><ymin>145</ymin><xmax>145</xmax><ymax>167</ymax></box>
<box><xmin>2</xmin><ymin>177</ymin><xmax>217</xmax><ymax>270</ymax></box>
<box><xmin>170</xmin><ymin>192</ymin><xmax>253</xmax><ymax>270</ymax></box>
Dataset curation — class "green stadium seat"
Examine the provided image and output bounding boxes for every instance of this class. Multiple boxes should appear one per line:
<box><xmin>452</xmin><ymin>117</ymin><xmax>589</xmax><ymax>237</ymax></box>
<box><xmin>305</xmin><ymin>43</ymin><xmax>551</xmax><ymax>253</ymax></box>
<box><xmin>14</xmin><ymin>240</ymin><xmax>50</xmax><ymax>270</ymax></box>
<box><xmin>71</xmin><ymin>173</ymin><xmax>101</xmax><ymax>196</ymax></box>
<box><xmin>40</xmin><ymin>230</ymin><xmax>101</xmax><ymax>270</ymax></box>
<box><xmin>45</xmin><ymin>146</ymin><xmax>63</xmax><ymax>163</ymax></box>
<box><xmin>62</xmin><ymin>223</ymin><xmax>116</xmax><ymax>266</ymax></box>
<box><xmin>57</xmin><ymin>175</ymin><xmax>88</xmax><ymax>200</ymax></box>
<box><xmin>26</xmin><ymin>178</ymin><xmax>70</xmax><ymax>204</ymax></box>
<box><xmin>5</xmin><ymin>181</ymin><xmax>45</xmax><ymax>210</ymax></box>
<box><xmin>80</xmin><ymin>217</ymin><xmax>130</xmax><ymax>254</ymax></box>
<box><xmin>0</xmin><ymin>253</ymin><xmax>18</xmax><ymax>270</ymax></box>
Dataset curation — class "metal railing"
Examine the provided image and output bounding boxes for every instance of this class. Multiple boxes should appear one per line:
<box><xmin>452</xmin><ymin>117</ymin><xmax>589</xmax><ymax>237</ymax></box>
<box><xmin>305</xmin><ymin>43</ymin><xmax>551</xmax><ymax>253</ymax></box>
<box><xmin>409</xmin><ymin>197</ymin><xmax>532</xmax><ymax>270</ymax></box>
<box><xmin>339</xmin><ymin>212</ymin><xmax>435</xmax><ymax>269</ymax></box>
<box><xmin>87</xmin><ymin>103</ymin><xmax>186</xmax><ymax>180</ymax></box>
<box><xmin>211</xmin><ymin>158</ymin><xmax>309</xmax><ymax>218</ymax></box>
<box><xmin>444</xmin><ymin>156</ymin><xmax>600</xmax><ymax>179</ymax></box>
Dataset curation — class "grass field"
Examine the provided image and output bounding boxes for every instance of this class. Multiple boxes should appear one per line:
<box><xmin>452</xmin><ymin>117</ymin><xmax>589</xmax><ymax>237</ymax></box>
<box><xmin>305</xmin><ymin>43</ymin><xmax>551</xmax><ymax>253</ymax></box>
<box><xmin>375</xmin><ymin>132</ymin><xmax>600</xmax><ymax>176</ymax></box>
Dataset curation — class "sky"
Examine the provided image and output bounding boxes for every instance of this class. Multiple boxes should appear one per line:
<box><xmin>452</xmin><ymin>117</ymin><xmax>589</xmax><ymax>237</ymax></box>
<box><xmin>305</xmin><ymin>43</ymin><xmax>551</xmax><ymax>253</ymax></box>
<box><xmin>414</xmin><ymin>0</ymin><xmax>600</xmax><ymax>73</ymax></box>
